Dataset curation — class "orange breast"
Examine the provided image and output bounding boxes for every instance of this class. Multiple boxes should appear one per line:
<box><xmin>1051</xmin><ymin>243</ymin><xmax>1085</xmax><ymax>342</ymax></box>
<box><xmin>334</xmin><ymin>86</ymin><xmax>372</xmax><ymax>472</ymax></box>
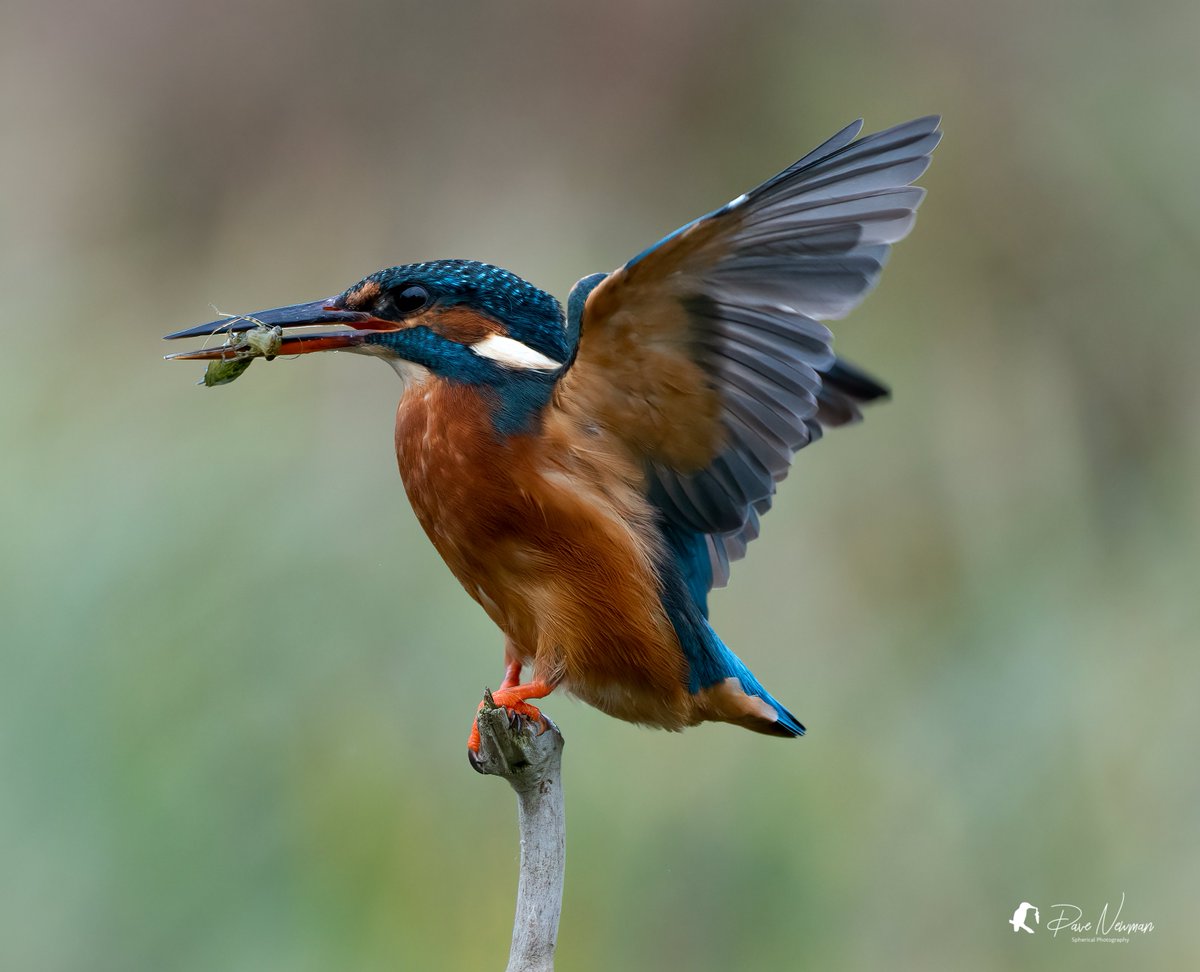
<box><xmin>394</xmin><ymin>378</ymin><xmax>695</xmax><ymax>729</ymax></box>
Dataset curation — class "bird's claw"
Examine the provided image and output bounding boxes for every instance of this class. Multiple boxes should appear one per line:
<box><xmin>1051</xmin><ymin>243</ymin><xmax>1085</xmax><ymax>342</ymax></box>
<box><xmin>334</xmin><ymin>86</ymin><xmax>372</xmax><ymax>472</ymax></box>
<box><xmin>468</xmin><ymin>700</ymin><xmax>562</xmax><ymax>778</ymax></box>
<box><xmin>467</xmin><ymin>686</ymin><xmax>548</xmax><ymax>757</ymax></box>
<box><xmin>468</xmin><ymin>705</ymin><xmax>531</xmax><ymax>774</ymax></box>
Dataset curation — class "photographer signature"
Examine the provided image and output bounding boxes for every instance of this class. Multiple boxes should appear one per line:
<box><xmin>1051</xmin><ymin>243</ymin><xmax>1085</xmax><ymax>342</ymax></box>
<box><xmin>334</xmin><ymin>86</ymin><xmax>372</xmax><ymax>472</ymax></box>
<box><xmin>1046</xmin><ymin>893</ymin><xmax>1154</xmax><ymax>938</ymax></box>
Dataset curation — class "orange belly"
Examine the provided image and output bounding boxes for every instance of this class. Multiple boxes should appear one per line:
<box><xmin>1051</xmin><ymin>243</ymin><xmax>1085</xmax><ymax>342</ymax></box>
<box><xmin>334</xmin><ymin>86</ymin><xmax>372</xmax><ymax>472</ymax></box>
<box><xmin>394</xmin><ymin>378</ymin><xmax>696</xmax><ymax>729</ymax></box>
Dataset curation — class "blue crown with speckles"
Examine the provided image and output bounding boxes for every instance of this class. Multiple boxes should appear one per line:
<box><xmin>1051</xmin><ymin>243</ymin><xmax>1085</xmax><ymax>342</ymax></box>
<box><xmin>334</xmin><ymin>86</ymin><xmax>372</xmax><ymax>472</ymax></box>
<box><xmin>362</xmin><ymin>260</ymin><xmax>569</xmax><ymax>363</ymax></box>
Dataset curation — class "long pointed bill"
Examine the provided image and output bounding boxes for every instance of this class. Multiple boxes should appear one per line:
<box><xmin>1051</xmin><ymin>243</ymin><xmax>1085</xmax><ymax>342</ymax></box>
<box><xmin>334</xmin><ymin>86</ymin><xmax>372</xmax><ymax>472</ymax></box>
<box><xmin>163</xmin><ymin>298</ymin><xmax>383</xmax><ymax>341</ymax></box>
<box><xmin>162</xmin><ymin>296</ymin><xmax>401</xmax><ymax>361</ymax></box>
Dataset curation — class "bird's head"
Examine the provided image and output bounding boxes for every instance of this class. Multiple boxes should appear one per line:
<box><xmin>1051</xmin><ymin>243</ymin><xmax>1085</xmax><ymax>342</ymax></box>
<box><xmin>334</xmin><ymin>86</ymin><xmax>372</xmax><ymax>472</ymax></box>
<box><xmin>165</xmin><ymin>260</ymin><xmax>570</xmax><ymax>427</ymax></box>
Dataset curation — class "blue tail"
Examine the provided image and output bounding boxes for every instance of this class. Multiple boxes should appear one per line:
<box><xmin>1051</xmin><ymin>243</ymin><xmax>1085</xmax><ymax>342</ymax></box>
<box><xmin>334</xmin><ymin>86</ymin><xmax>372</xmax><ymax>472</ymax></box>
<box><xmin>700</xmin><ymin>619</ymin><xmax>806</xmax><ymax>734</ymax></box>
<box><xmin>658</xmin><ymin>526</ymin><xmax>805</xmax><ymax>737</ymax></box>
<box><xmin>713</xmin><ymin>635</ymin><xmax>806</xmax><ymax>737</ymax></box>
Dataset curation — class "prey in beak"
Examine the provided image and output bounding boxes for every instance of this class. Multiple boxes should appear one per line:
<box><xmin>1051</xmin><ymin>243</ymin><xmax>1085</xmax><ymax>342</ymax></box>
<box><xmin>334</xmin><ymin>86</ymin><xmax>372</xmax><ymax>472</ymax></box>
<box><xmin>163</xmin><ymin>297</ymin><xmax>394</xmax><ymax>385</ymax></box>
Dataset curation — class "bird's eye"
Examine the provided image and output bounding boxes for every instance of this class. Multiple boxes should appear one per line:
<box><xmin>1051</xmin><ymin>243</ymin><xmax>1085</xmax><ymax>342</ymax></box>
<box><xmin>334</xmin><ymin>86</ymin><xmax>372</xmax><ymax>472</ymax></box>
<box><xmin>380</xmin><ymin>284</ymin><xmax>429</xmax><ymax>318</ymax></box>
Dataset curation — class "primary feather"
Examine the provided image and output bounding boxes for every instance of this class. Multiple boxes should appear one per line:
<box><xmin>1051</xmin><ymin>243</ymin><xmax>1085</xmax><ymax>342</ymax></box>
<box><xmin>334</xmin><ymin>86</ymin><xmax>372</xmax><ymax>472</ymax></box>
<box><xmin>560</xmin><ymin>115</ymin><xmax>940</xmax><ymax>595</ymax></box>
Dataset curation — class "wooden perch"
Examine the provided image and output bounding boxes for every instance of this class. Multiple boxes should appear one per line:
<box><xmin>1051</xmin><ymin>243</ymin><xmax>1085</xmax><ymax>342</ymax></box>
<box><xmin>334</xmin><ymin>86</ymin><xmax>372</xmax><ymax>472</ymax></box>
<box><xmin>470</xmin><ymin>692</ymin><xmax>566</xmax><ymax>972</ymax></box>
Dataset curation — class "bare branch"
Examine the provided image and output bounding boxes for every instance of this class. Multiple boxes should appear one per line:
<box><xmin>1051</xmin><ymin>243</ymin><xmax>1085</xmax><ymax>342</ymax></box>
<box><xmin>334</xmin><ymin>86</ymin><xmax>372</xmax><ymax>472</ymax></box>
<box><xmin>470</xmin><ymin>696</ymin><xmax>566</xmax><ymax>972</ymax></box>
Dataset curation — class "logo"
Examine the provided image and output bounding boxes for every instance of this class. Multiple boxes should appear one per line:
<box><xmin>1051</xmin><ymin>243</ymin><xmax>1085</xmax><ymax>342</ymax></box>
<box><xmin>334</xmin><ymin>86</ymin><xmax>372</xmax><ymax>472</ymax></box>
<box><xmin>1009</xmin><ymin>902</ymin><xmax>1039</xmax><ymax>934</ymax></box>
<box><xmin>1009</xmin><ymin>893</ymin><xmax>1154</xmax><ymax>944</ymax></box>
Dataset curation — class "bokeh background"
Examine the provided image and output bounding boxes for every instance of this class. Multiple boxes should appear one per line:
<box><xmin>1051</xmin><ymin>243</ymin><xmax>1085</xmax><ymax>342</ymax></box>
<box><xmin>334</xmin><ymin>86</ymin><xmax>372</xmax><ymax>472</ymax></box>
<box><xmin>3</xmin><ymin>1</ymin><xmax>1197</xmax><ymax>969</ymax></box>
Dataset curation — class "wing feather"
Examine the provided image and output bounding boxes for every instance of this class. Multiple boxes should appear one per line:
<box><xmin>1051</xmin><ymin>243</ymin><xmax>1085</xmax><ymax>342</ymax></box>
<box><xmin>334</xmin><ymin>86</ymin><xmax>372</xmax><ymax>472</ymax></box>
<box><xmin>558</xmin><ymin>116</ymin><xmax>940</xmax><ymax>591</ymax></box>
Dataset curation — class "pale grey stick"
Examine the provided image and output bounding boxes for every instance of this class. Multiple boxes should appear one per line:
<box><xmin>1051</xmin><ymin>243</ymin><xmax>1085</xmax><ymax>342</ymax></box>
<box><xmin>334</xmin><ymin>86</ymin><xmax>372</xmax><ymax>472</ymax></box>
<box><xmin>470</xmin><ymin>694</ymin><xmax>566</xmax><ymax>972</ymax></box>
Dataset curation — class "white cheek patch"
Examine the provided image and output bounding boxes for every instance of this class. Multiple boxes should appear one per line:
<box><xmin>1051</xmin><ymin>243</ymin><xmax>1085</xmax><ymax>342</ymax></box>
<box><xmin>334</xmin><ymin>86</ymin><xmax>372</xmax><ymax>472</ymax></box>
<box><xmin>351</xmin><ymin>343</ymin><xmax>432</xmax><ymax>387</ymax></box>
<box><xmin>385</xmin><ymin>358</ymin><xmax>433</xmax><ymax>387</ymax></box>
<box><xmin>471</xmin><ymin>334</ymin><xmax>562</xmax><ymax>371</ymax></box>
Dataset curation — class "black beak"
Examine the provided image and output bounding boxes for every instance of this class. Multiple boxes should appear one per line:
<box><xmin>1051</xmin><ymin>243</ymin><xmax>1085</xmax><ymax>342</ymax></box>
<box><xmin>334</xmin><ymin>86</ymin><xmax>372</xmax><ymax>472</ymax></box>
<box><xmin>163</xmin><ymin>298</ymin><xmax>392</xmax><ymax>360</ymax></box>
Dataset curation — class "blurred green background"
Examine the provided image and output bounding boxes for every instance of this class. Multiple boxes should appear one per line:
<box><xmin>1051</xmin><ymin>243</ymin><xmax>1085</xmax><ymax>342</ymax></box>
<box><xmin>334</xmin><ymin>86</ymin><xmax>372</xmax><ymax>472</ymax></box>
<box><xmin>2</xmin><ymin>1</ymin><xmax>1197</xmax><ymax>969</ymax></box>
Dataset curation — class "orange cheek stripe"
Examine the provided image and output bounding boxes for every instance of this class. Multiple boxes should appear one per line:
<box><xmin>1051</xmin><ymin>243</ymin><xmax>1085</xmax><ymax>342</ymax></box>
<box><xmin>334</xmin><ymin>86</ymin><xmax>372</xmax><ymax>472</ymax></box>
<box><xmin>427</xmin><ymin>307</ymin><xmax>504</xmax><ymax>344</ymax></box>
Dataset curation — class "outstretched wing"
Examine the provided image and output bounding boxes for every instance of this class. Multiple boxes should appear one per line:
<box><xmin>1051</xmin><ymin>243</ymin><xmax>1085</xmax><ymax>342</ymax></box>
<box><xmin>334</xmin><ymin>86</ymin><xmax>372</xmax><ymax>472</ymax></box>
<box><xmin>557</xmin><ymin>116</ymin><xmax>940</xmax><ymax>592</ymax></box>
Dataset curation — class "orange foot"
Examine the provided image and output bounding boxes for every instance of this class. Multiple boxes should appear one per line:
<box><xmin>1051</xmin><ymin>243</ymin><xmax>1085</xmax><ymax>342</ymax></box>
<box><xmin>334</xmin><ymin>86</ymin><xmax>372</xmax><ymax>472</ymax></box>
<box><xmin>499</xmin><ymin>659</ymin><xmax>522</xmax><ymax>691</ymax></box>
<box><xmin>467</xmin><ymin>680</ymin><xmax>553</xmax><ymax>753</ymax></box>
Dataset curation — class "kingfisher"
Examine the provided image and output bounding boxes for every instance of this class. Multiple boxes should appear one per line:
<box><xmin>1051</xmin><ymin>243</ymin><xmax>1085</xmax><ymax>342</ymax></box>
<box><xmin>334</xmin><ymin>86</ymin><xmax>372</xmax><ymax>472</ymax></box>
<box><xmin>166</xmin><ymin>116</ymin><xmax>940</xmax><ymax>757</ymax></box>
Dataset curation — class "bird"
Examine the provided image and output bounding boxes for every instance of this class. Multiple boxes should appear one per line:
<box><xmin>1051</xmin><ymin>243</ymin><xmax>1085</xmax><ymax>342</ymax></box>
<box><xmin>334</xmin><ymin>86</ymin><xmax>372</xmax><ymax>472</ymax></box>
<box><xmin>165</xmin><ymin>115</ymin><xmax>941</xmax><ymax>757</ymax></box>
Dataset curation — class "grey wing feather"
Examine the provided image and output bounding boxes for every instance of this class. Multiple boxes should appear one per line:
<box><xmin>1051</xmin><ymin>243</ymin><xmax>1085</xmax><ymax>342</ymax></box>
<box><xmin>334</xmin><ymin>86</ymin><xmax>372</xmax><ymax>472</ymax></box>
<box><xmin>648</xmin><ymin>115</ymin><xmax>939</xmax><ymax>589</ymax></box>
